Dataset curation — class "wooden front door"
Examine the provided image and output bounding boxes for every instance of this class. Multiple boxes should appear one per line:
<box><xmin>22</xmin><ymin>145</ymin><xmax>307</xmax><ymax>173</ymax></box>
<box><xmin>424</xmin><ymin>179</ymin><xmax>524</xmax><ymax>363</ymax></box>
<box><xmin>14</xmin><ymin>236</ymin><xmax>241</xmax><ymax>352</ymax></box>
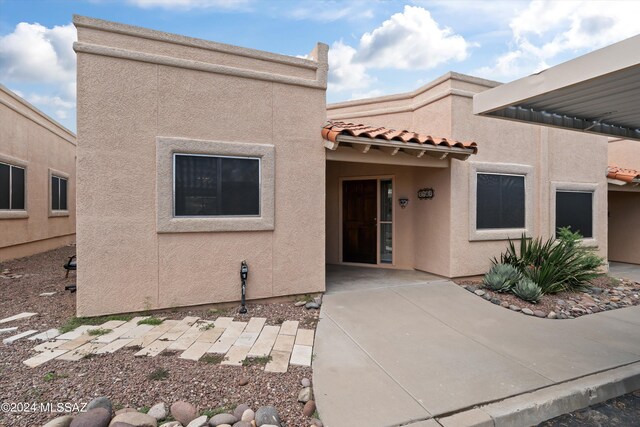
<box><xmin>343</xmin><ymin>179</ymin><xmax>377</xmax><ymax>264</ymax></box>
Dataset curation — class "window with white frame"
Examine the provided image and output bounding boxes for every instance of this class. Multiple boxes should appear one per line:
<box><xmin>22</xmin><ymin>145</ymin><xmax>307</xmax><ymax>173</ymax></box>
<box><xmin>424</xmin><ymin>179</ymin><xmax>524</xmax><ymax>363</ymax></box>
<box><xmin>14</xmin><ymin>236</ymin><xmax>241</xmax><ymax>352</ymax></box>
<box><xmin>51</xmin><ymin>175</ymin><xmax>68</xmax><ymax>211</ymax></box>
<box><xmin>173</xmin><ymin>154</ymin><xmax>260</xmax><ymax>217</ymax></box>
<box><xmin>555</xmin><ymin>190</ymin><xmax>593</xmax><ymax>238</ymax></box>
<box><xmin>0</xmin><ymin>162</ymin><xmax>25</xmax><ymax>211</ymax></box>
<box><xmin>476</xmin><ymin>173</ymin><xmax>525</xmax><ymax>229</ymax></box>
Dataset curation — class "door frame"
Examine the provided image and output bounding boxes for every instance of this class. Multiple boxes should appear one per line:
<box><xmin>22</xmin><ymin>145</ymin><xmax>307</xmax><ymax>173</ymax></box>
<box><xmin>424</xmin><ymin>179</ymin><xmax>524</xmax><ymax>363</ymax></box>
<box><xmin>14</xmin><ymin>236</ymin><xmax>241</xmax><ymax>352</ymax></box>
<box><xmin>338</xmin><ymin>175</ymin><xmax>396</xmax><ymax>267</ymax></box>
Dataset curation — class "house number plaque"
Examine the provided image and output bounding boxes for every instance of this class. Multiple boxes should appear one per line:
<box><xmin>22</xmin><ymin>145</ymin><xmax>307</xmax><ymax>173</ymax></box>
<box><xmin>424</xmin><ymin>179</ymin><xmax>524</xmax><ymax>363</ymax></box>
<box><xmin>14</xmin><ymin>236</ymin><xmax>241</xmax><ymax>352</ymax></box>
<box><xmin>417</xmin><ymin>188</ymin><xmax>434</xmax><ymax>200</ymax></box>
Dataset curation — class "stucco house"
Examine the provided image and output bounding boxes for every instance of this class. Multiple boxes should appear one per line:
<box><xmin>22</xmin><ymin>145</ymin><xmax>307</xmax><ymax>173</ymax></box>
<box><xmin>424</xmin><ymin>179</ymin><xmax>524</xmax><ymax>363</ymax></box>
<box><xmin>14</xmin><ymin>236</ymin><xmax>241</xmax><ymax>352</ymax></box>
<box><xmin>75</xmin><ymin>16</ymin><xmax>619</xmax><ymax>316</ymax></box>
<box><xmin>0</xmin><ymin>85</ymin><xmax>76</xmax><ymax>261</ymax></box>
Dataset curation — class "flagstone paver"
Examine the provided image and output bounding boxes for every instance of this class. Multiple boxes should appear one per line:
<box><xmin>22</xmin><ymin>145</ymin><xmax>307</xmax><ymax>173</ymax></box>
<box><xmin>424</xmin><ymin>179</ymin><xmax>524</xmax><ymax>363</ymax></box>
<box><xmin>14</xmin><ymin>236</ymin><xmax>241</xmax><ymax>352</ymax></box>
<box><xmin>272</xmin><ymin>334</ymin><xmax>295</xmax><ymax>353</ymax></box>
<box><xmin>22</xmin><ymin>316</ymin><xmax>315</xmax><ymax>370</ymax></box>
<box><xmin>0</xmin><ymin>312</ymin><xmax>37</xmax><ymax>324</ymax></box>
<box><xmin>208</xmin><ymin>321</ymin><xmax>247</xmax><ymax>354</ymax></box>
<box><xmin>29</xmin><ymin>329</ymin><xmax>60</xmax><ymax>341</ymax></box>
<box><xmin>279</xmin><ymin>320</ymin><xmax>299</xmax><ymax>336</ymax></box>
<box><xmin>95</xmin><ymin>338</ymin><xmax>133</xmax><ymax>354</ymax></box>
<box><xmin>23</xmin><ymin>349</ymin><xmax>69</xmax><ymax>367</ymax></box>
<box><xmin>264</xmin><ymin>350</ymin><xmax>291</xmax><ymax>373</ymax></box>
<box><xmin>248</xmin><ymin>325</ymin><xmax>280</xmax><ymax>357</ymax></box>
<box><xmin>294</xmin><ymin>329</ymin><xmax>315</xmax><ymax>346</ymax></box>
<box><xmin>3</xmin><ymin>330</ymin><xmax>38</xmax><ymax>344</ymax></box>
<box><xmin>180</xmin><ymin>341</ymin><xmax>211</xmax><ymax>361</ymax></box>
<box><xmin>290</xmin><ymin>344</ymin><xmax>312</xmax><ymax>366</ymax></box>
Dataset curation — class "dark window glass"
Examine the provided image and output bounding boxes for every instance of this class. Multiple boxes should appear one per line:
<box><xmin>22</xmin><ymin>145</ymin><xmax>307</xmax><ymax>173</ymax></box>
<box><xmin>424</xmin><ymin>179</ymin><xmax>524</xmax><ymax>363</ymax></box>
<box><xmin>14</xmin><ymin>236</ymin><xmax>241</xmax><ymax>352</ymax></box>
<box><xmin>52</xmin><ymin>176</ymin><xmax>60</xmax><ymax>211</ymax></box>
<box><xmin>59</xmin><ymin>178</ymin><xmax>68</xmax><ymax>210</ymax></box>
<box><xmin>477</xmin><ymin>173</ymin><xmax>525</xmax><ymax>229</ymax></box>
<box><xmin>556</xmin><ymin>191</ymin><xmax>593</xmax><ymax>238</ymax></box>
<box><xmin>174</xmin><ymin>154</ymin><xmax>260</xmax><ymax>217</ymax></box>
<box><xmin>11</xmin><ymin>167</ymin><xmax>25</xmax><ymax>210</ymax></box>
<box><xmin>0</xmin><ymin>163</ymin><xmax>9</xmax><ymax>210</ymax></box>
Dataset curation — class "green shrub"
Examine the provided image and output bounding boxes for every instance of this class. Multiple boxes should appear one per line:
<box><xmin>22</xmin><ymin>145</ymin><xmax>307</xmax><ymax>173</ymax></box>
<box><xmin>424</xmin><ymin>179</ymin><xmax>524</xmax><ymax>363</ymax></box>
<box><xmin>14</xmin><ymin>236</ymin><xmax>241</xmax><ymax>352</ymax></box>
<box><xmin>493</xmin><ymin>228</ymin><xmax>603</xmax><ymax>295</ymax></box>
<box><xmin>512</xmin><ymin>278</ymin><xmax>543</xmax><ymax>303</ymax></box>
<box><xmin>483</xmin><ymin>264</ymin><xmax>521</xmax><ymax>292</ymax></box>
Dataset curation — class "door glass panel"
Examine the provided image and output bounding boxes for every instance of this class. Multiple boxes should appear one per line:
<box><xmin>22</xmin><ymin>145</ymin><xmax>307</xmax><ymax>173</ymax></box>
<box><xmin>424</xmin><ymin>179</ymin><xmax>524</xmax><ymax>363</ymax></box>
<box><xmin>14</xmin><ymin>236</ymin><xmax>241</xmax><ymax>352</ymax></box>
<box><xmin>380</xmin><ymin>179</ymin><xmax>392</xmax><ymax>222</ymax></box>
<box><xmin>380</xmin><ymin>223</ymin><xmax>392</xmax><ymax>264</ymax></box>
<box><xmin>380</xmin><ymin>179</ymin><xmax>392</xmax><ymax>264</ymax></box>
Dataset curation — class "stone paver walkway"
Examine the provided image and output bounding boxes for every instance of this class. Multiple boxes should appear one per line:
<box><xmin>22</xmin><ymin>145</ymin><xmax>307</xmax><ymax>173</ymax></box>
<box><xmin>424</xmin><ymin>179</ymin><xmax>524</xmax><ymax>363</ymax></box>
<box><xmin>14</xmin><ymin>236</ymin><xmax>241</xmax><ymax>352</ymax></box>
<box><xmin>21</xmin><ymin>316</ymin><xmax>314</xmax><ymax>371</ymax></box>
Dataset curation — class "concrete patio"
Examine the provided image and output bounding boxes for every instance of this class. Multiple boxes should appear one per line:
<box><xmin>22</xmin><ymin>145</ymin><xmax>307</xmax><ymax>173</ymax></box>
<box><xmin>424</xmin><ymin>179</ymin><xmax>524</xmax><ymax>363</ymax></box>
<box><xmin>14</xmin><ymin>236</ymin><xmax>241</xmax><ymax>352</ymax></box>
<box><xmin>313</xmin><ymin>266</ymin><xmax>640</xmax><ymax>427</ymax></box>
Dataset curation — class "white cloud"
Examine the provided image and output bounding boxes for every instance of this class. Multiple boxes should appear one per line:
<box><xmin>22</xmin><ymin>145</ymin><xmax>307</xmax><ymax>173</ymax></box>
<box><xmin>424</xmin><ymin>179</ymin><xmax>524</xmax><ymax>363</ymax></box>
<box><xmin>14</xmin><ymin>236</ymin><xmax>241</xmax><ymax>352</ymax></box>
<box><xmin>127</xmin><ymin>0</ymin><xmax>251</xmax><ymax>10</ymax></box>
<box><xmin>327</xmin><ymin>5</ymin><xmax>470</xmax><ymax>98</ymax></box>
<box><xmin>27</xmin><ymin>94</ymin><xmax>75</xmax><ymax>110</ymax></box>
<box><xmin>0</xmin><ymin>22</ymin><xmax>76</xmax><ymax>83</ymax></box>
<box><xmin>356</xmin><ymin>5</ymin><xmax>470</xmax><ymax>69</ymax></box>
<box><xmin>287</xmin><ymin>1</ymin><xmax>374</xmax><ymax>23</ymax></box>
<box><xmin>476</xmin><ymin>0</ymin><xmax>640</xmax><ymax>80</ymax></box>
<box><xmin>328</xmin><ymin>41</ymin><xmax>375</xmax><ymax>93</ymax></box>
<box><xmin>350</xmin><ymin>89</ymin><xmax>384</xmax><ymax>100</ymax></box>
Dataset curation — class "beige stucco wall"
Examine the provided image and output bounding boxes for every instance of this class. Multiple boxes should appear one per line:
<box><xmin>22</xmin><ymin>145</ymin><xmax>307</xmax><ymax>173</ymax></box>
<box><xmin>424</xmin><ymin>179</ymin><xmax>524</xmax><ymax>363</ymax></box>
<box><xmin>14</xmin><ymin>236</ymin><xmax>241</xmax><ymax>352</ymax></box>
<box><xmin>327</xmin><ymin>72</ymin><xmax>608</xmax><ymax>277</ymax></box>
<box><xmin>0</xmin><ymin>85</ymin><xmax>76</xmax><ymax>261</ymax></box>
<box><xmin>608</xmin><ymin>139</ymin><xmax>640</xmax><ymax>169</ymax></box>
<box><xmin>75</xmin><ymin>16</ymin><xmax>327</xmax><ymax>316</ymax></box>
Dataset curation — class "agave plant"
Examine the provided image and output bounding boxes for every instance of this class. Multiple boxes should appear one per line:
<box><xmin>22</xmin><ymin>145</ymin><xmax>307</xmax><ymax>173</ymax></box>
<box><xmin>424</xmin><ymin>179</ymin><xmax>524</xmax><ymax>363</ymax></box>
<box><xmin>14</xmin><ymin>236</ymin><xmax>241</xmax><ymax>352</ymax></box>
<box><xmin>483</xmin><ymin>264</ymin><xmax>521</xmax><ymax>292</ymax></box>
<box><xmin>512</xmin><ymin>278</ymin><xmax>543</xmax><ymax>303</ymax></box>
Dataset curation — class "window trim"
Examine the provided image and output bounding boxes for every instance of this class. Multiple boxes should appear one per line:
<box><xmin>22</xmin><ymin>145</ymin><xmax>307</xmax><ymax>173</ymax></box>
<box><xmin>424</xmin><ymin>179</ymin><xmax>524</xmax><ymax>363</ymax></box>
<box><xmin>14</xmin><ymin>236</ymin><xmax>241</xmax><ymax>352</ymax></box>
<box><xmin>550</xmin><ymin>181</ymin><xmax>599</xmax><ymax>247</ymax></box>
<box><xmin>469</xmin><ymin>162</ymin><xmax>534</xmax><ymax>241</ymax></box>
<box><xmin>48</xmin><ymin>168</ymin><xmax>70</xmax><ymax>217</ymax></box>
<box><xmin>156</xmin><ymin>137</ymin><xmax>275</xmax><ymax>233</ymax></box>
<box><xmin>172</xmin><ymin>153</ymin><xmax>262</xmax><ymax>218</ymax></box>
<box><xmin>0</xmin><ymin>154</ymin><xmax>28</xmax><ymax>219</ymax></box>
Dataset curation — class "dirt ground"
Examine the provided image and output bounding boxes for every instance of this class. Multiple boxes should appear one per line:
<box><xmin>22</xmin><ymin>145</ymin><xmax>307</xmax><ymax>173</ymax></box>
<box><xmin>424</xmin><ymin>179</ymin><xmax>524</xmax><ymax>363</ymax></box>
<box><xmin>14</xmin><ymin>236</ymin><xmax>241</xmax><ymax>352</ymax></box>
<box><xmin>0</xmin><ymin>246</ymin><xmax>319</xmax><ymax>426</ymax></box>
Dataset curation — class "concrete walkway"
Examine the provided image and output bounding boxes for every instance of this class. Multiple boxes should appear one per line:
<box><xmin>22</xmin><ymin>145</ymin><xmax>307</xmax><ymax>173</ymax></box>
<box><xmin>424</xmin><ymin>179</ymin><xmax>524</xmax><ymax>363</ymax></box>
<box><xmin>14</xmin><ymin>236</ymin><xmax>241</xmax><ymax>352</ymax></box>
<box><xmin>313</xmin><ymin>268</ymin><xmax>640</xmax><ymax>427</ymax></box>
<box><xmin>610</xmin><ymin>261</ymin><xmax>640</xmax><ymax>283</ymax></box>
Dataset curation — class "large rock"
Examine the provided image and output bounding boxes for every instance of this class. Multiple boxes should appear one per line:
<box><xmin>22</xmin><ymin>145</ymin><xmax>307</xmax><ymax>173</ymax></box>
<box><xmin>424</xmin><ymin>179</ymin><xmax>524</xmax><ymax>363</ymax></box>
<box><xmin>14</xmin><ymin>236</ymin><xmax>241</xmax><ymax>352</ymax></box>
<box><xmin>231</xmin><ymin>422</ymin><xmax>252</xmax><ymax>427</ymax></box>
<box><xmin>241</xmin><ymin>409</ymin><xmax>254</xmax><ymax>422</ymax></box>
<box><xmin>254</xmin><ymin>406</ymin><xmax>281</xmax><ymax>427</ymax></box>
<box><xmin>302</xmin><ymin>401</ymin><xmax>316</xmax><ymax>417</ymax></box>
<box><xmin>109</xmin><ymin>411</ymin><xmax>158</xmax><ymax>427</ymax></box>
<box><xmin>70</xmin><ymin>408</ymin><xmax>111</xmax><ymax>427</ymax></box>
<box><xmin>186</xmin><ymin>416</ymin><xmax>208</xmax><ymax>427</ymax></box>
<box><xmin>159</xmin><ymin>422</ymin><xmax>182</xmax><ymax>427</ymax></box>
<box><xmin>87</xmin><ymin>397</ymin><xmax>113</xmax><ymax>417</ymax></box>
<box><xmin>233</xmin><ymin>404</ymin><xmax>250</xmax><ymax>420</ymax></box>
<box><xmin>148</xmin><ymin>403</ymin><xmax>168</xmax><ymax>421</ymax></box>
<box><xmin>116</xmin><ymin>408</ymin><xmax>138</xmax><ymax>416</ymax></box>
<box><xmin>171</xmin><ymin>402</ymin><xmax>198</xmax><ymax>426</ymax></box>
<box><xmin>42</xmin><ymin>415</ymin><xmax>74</xmax><ymax>427</ymax></box>
<box><xmin>300</xmin><ymin>378</ymin><xmax>311</xmax><ymax>387</ymax></box>
<box><xmin>297</xmin><ymin>387</ymin><xmax>313</xmax><ymax>403</ymax></box>
<box><xmin>209</xmin><ymin>413</ymin><xmax>238</xmax><ymax>426</ymax></box>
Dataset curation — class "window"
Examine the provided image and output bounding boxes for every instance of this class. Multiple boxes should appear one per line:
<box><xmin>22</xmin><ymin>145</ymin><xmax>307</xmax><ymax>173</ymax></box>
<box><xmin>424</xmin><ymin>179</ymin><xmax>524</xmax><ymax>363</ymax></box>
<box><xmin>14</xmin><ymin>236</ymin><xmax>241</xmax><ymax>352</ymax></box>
<box><xmin>379</xmin><ymin>179</ymin><xmax>393</xmax><ymax>264</ymax></box>
<box><xmin>174</xmin><ymin>154</ymin><xmax>260</xmax><ymax>217</ymax></box>
<box><xmin>51</xmin><ymin>175</ymin><xmax>68</xmax><ymax>211</ymax></box>
<box><xmin>476</xmin><ymin>173</ymin><xmax>525</xmax><ymax>229</ymax></box>
<box><xmin>0</xmin><ymin>162</ymin><xmax>25</xmax><ymax>210</ymax></box>
<box><xmin>556</xmin><ymin>191</ymin><xmax>593</xmax><ymax>238</ymax></box>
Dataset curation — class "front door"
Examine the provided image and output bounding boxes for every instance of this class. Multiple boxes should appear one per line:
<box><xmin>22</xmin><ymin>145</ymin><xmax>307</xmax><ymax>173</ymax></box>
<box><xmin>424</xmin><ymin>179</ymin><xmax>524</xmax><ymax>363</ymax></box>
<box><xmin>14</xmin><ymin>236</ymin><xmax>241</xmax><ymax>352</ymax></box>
<box><xmin>343</xmin><ymin>179</ymin><xmax>377</xmax><ymax>264</ymax></box>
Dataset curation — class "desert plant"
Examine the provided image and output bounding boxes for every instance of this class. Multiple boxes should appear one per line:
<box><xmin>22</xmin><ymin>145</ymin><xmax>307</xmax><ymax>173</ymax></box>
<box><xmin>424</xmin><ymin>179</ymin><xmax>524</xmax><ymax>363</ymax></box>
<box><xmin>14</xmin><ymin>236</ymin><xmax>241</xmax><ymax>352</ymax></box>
<box><xmin>483</xmin><ymin>264</ymin><xmax>521</xmax><ymax>292</ymax></box>
<box><xmin>494</xmin><ymin>228</ymin><xmax>604</xmax><ymax>294</ymax></box>
<box><xmin>512</xmin><ymin>278</ymin><xmax>543</xmax><ymax>303</ymax></box>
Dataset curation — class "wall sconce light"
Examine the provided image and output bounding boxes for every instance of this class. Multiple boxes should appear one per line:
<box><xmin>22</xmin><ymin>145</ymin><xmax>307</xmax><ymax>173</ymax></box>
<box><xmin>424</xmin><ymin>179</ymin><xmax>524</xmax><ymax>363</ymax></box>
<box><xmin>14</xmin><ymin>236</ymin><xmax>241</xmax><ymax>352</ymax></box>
<box><xmin>399</xmin><ymin>198</ymin><xmax>409</xmax><ymax>209</ymax></box>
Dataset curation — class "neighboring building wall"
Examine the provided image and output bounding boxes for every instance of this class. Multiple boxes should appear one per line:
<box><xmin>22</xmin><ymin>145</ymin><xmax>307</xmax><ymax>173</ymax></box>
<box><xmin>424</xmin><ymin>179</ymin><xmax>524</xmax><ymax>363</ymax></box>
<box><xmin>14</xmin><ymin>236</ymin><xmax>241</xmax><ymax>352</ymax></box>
<box><xmin>608</xmin><ymin>138</ymin><xmax>640</xmax><ymax>265</ymax></box>
<box><xmin>75</xmin><ymin>16</ymin><xmax>328</xmax><ymax>316</ymax></box>
<box><xmin>0</xmin><ymin>85</ymin><xmax>76</xmax><ymax>261</ymax></box>
<box><xmin>328</xmin><ymin>72</ymin><xmax>608</xmax><ymax>278</ymax></box>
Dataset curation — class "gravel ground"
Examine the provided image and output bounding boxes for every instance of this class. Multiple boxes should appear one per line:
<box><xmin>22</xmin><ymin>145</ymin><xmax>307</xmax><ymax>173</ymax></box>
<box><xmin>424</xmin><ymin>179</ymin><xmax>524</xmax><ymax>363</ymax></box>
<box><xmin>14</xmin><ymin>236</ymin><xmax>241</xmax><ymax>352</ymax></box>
<box><xmin>538</xmin><ymin>390</ymin><xmax>640</xmax><ymax>427</ymax></box>
<box><xmin>0</xmin><ymin>246</ymin><xmax>320</xmax><ymax>427</ymax></box>
<box><xmin>455</xmin><ymin>274</ymin><xmax>640</xmax><ymax>319</ymax></box>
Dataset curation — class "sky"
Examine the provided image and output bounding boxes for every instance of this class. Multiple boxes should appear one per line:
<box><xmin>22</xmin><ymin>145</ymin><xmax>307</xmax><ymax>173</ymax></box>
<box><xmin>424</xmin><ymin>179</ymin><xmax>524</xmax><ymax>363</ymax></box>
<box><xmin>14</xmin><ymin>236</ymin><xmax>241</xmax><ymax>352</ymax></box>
<box><xmin>1</xmin><ymin>0</ymin><xmax>639</xmax><ymax>132</ymax></box>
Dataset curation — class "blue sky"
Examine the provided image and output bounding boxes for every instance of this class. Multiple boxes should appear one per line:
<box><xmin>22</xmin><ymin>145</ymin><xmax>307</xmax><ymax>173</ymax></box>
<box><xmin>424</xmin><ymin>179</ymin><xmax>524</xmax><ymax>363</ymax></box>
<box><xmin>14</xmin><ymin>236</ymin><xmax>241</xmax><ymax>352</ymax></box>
<box><xmin>1</xmin><ymin>0</ymin><xmax>639</xmax><ymax>132</ymax></box>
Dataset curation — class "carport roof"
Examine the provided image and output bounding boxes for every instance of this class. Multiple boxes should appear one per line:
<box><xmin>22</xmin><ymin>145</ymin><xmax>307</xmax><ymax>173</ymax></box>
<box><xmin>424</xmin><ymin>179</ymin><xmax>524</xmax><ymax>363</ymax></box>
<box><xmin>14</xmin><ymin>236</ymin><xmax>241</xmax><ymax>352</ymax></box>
<box><xmin>473</xmin><ymin>34</ymin><xmax>640</xmax><ymax>141</ymax></box>
<box><xmin>321</xmin><ymin>120</ymin><xmax>477</xmax><ymax>161</ymax></box>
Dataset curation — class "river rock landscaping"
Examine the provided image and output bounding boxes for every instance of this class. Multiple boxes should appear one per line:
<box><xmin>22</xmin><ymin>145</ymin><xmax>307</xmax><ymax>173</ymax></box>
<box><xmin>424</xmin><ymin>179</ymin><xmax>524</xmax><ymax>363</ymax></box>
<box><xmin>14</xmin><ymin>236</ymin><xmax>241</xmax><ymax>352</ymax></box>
<box><xmin>0</xmin><ymin>247</ymin><xmax>323</xmax><ymax>426</ymax></box>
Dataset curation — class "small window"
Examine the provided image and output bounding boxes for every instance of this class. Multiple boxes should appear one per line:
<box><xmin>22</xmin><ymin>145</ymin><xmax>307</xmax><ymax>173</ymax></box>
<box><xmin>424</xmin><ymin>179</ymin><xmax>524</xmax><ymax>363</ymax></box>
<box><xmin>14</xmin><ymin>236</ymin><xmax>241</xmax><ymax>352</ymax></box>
<box><xmin>476</xmin><ymin>173</ymin><xmax>525</xmax><ymax>229</ymax></box>
<box><xmin>174</xmin><ymin>154</ymin><xmax>260</xmax><ymax>217</ymax></box>
<box><xmin>0</xmin><ymin>162</ymin><xmax>25</xmax><ymax>210</ymax></box>
<box><xmin>51</xmin><ymin>176</ymin><xmax>68</xmax><ymax>211</ymax></box>
<box><xmin>556</xmin><ymin>191</ymin><xmax>593</xmax><ymax>238</ymax></box>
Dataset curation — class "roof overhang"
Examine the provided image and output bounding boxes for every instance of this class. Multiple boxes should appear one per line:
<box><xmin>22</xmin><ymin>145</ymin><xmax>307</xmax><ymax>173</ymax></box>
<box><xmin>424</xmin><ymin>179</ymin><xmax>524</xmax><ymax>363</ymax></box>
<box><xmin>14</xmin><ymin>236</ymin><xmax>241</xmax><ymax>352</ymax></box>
<box><xmin>473</xmin><ymin>34</ymin><xmax>640</xmax><ymax>141</ymax></box>
<box><xmin>325</xmin><ymin>135</ymin><xmax>476</xmax><ymax>161</ymax></box>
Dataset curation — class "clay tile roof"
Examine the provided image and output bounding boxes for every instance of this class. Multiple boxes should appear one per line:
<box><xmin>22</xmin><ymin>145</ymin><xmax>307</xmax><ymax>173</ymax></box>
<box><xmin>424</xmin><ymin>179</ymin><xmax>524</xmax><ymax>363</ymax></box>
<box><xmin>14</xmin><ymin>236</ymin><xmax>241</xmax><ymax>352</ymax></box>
<box><xmin>322</xmin><ymin>121</ymin><xmax>478</xmax><ymax>153</ymax></box>
<box><xmin>607</xmin><ymin>165</ymin><xmax>640</xmax><ymax>184</ymax></box>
